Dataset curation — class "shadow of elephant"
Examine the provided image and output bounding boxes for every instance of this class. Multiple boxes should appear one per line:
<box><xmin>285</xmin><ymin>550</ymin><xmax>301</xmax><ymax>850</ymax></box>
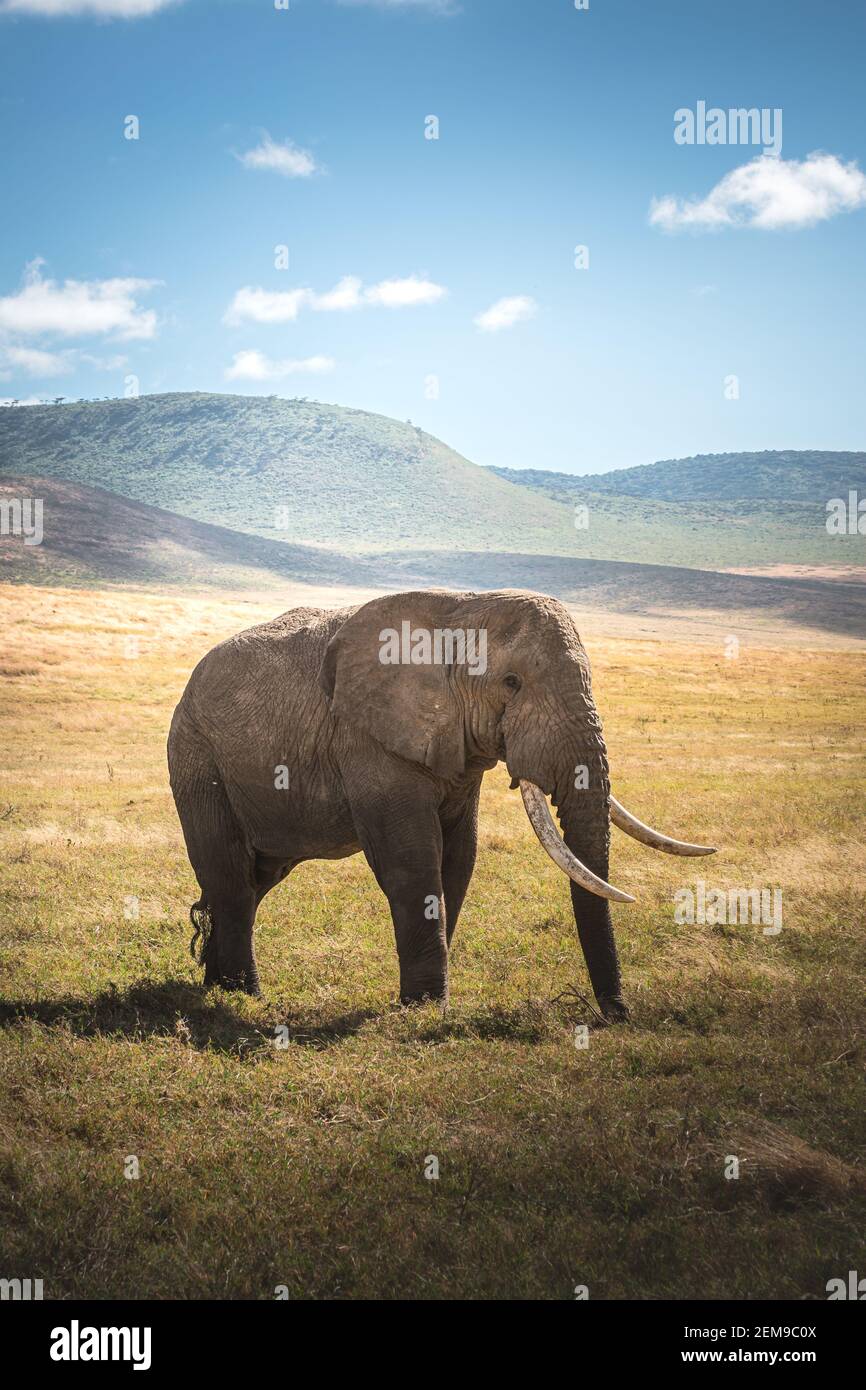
<box><xmin>0</xmin><ymin>979</ymin><xmax>379</xmax><ymax>1055</ymax></box>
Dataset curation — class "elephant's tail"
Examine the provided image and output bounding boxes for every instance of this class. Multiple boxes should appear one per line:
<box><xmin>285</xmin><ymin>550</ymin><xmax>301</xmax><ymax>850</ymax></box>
<box><xmin>189</xmin><ymin>898</ymin><xmax>213</xmax><ymax>965</ymax></box>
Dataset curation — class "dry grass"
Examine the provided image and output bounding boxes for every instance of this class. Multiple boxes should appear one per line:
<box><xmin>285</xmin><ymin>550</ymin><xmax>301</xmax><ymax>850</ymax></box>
<box><xmin>731</xmin><ymin>1118</ymin><xmax>866</xmax><ymax>1202</ymax></box>
<box><xmin>0</xmin><ymin>582</ymin><xmax>865</xmax><ymax>1300</ymax></box>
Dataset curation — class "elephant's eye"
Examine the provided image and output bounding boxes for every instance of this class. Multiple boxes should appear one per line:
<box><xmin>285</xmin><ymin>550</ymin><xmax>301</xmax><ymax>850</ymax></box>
<box><xmin>503</xmin><ymin>673</ymin><xmax>522</xmax><ymax>694</ymax></box>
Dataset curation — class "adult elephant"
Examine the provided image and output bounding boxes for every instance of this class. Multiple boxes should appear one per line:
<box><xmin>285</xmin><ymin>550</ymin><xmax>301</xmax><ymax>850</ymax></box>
<box><xmin>168</xmin><ymin>589</ymin><xmax>716</xmax><ymax>1020</ymax></box>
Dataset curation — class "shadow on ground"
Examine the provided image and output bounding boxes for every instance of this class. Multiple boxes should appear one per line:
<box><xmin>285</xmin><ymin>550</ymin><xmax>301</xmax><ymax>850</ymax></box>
<box><xmin>0</xmin><ymin>979</ymin><xmax>609</xmax><ymax>1052</ymax></box>
<box><xmin>0</xmin><ymin>980</ymin><xmax>378</xmax><ymax>1054</ymax></box>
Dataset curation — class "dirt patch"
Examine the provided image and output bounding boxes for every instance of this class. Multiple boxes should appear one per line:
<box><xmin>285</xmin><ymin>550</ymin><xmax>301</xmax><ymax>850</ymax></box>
<box><xmin>722</xmin><ymin>564</ymin><xmax>866</xmax><ymax>585</ymax></box>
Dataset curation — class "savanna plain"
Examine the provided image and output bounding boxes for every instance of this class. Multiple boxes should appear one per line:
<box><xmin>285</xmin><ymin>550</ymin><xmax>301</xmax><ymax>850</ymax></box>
<box><xmin>1</xmin><ymin>582</ymin><xmax>864</xmax><ymax>1300</ymax></box>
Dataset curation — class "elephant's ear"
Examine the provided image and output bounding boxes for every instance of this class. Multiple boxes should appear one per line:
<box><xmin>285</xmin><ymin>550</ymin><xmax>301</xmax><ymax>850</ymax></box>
<box><xmin>318</xmin><ymin>592</ymin><xmax>469</xmax><ymax>780</ymax></box>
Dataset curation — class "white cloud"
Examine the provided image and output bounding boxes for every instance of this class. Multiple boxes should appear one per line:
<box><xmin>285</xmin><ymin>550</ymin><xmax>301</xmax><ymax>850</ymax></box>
<box><xmin>0</xmin><ymin>0</ymin><xmax>179</xmax><ymax>15</ymax></box>
<box><xmin>0</xmin><ymin>343</ymin><xmax>129</xmax><ymax>381</ymax></box>
<box><xmin>223</xmin><ymin>287</ymin><xmax>309</xmax><ymax>327</ymax></box>
<box><xmin>474</xmin><ymin>295</ymin><xmax>537</xmax><ymax>333</ymax></box>
<box><xmin>0</xmin><ymin>261</ymin><xmax>158</xmax><ymax>339</ymax></box>
<box><xmin>238</xmin><ymin>135</ymin><xmax>319</xmax><ymax>179</ymax></box>
<box><xmin>363</xmin><ymin>275</ymin><xmax>445</xmax><ymax>308</ymax></box>
<box><xmin>1</xmin><ymin>346</ymin><xmax>75</xmax><ymax>376</ymax></box>
<box><xmin>312</xmin><ymin>276</ymin><xmax>364</xmax><ymax>311</ymax></box>
<box><xmin>80</xmin><ymin>352</ymin><xmax>129</xmax><ymax>370</ymax></box>
<box><xmin>224</xmin><ymin>274</ymin><xmax>446</xmax><ymax>325</ymax></box>
<box><xmin>224</xmin><ymin>351</ymin><xmax>335</xmax><ymax>382</ymax></box>
<box><xmin>649</xmin><ymin>152</ymin><xmax>866</xmax><ymax>232</ymax></box>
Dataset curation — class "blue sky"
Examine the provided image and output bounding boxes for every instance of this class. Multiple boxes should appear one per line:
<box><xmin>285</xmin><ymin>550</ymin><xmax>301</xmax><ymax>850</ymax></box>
<box><xmin>0</xmin><ymin>0</ymin><xmax>864</xmax><ymax>475</ymax></box>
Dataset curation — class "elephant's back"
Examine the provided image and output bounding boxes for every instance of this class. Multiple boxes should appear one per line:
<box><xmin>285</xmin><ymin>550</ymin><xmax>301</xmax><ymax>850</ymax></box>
<box><xmin>174</xmin><ymin>602</ymin><xmax>355</xmax><ymax>737</ymax></box>
<box><xmin>169</xmin><ymin>603</ymin><xmax>360</xmax><ymax>856</ymax></box>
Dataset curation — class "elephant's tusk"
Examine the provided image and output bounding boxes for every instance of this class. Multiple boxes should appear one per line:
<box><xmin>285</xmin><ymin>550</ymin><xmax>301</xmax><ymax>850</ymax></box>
<box><xmin>610</xmin><ymin>794</ymin><xmax>717</xmax><ymax>857</ymax></box>
<box><xmin>519</xmin><ymin>781</ymin><xmax>636</xmax><ymax>904</ymax></box>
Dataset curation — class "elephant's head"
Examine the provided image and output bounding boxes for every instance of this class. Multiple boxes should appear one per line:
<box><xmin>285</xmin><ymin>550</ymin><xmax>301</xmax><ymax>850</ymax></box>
<box><xmin>320</xmin><ymin>589</ymin><xmax>715</xmax><ymax>1019</ymax></box>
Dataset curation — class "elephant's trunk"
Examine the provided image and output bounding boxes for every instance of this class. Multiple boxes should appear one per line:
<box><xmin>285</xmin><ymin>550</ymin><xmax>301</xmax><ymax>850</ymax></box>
<box><xmin>505</xmin><ymin>664</ymin><xmax>632</xmax><ymax>1020</ymax></box>
<box><xmin>527</xmin><ymin>688</ymin><xmax>629</xmax><ymax>1021</ymax></box>
<box><xmin>556</xmin><ymin>773</ymin><xmax>630</xmax><ymax>1022</ymax></box>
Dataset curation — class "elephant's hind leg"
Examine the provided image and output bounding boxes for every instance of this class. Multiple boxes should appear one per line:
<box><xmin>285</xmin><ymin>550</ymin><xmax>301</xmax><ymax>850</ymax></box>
<box><xmin>170</xmin><ymin>736</ymin><xmax>260</xmax><ymax>995</ymax></box>
<box><xmin>201</xmin><ymin>873</ymin><xmax>259</xmax><ymax>995</ymax></box>
<box><xmin>254</xmin><ymin>853</ymin><xmax>298</xmax><ymax>907</ymax></box>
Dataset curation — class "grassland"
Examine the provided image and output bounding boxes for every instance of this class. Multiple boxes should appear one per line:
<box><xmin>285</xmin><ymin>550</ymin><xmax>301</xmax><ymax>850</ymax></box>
<box><xmin>5</xmin><ymin>475</ymin><xmax>866</xmax><ymax>650</ymax></box>
<box><xmin>1</xmin><ymin>583</ymin><xmax>864</xmax><ymax>1300</ymax></box>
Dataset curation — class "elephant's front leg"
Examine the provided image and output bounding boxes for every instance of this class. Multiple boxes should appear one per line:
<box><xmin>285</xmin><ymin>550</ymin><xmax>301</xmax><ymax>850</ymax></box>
<box><xmin>384</xmin><ymin>856</ymin><xmax>448</xmax><ymax>1004</ymax></box>
<box><xmin>351</xmin><ymin>792</ymin><xmax>448</xmax><ymax>1002</ymax></box>
<box><xmin>440</xmin><ymin>780</ymin><xmax>481</xmax><ymax>947</ymax></box>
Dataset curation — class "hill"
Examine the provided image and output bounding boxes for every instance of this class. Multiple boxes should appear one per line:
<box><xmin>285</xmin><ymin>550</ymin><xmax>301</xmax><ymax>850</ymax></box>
<box><xmin>2</xmin><ymin>396</ymin><xmax>863</xmax><ymax>577</ymax></box>
<box><xmin>0</xmin><ymin>475</ymin><xmax>383</xmax><ymax>589</ymax></box>
<box><xmin>490</xmin><ymin>452</ymin><xmax>866</xmax><ymax>573</ymax></box>
<box><xmin>0</xmin><ymin>394</ymin><xmax>574</xmax><ymax>558</ymax></box>
<box><xmin>491</xmin><ymin>450</ymin><xmax>866</xmax><ymax>504</ymax></box>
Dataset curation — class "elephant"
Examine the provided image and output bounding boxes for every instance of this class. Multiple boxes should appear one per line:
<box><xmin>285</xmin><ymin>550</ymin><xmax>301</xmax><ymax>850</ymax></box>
<box><xmin>168</xmin><ymin>589</ymin><xmax>716</xmax><ymax>1021</ymax></box>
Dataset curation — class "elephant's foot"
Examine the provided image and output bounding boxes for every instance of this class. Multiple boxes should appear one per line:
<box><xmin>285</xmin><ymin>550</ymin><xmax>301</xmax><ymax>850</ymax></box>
<box><xmin>597</xmin><ymin>994</ymin><xmax>630</xmax><ymax>1023</ymax></box>
<box><xmin>201</xmin><ymin>922</ymin><xmax>260</xmax><ymax>996</ymax></box>
<box><xmin>219</xmin><ymin>975</ymin><xmax>261</xmax><ymax>997</ymax></box>
<box><xmin>399</xmin><ymin>976</ymin><xmax>448</xmax><ymax>1007</ymax></box>
<box><xmin>204</xmin><ymin>970</ymin><xmax>261</xmax><ymax>997</ymax></box>
<box><xmin>203</xmin><ymin>951</ymin><xmax>261</xmax><ymax>997</ymax></box>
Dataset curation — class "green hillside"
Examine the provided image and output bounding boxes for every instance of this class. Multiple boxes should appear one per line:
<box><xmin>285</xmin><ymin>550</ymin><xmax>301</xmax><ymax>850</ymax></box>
<box><xmin>0</xmin><ymin>393</ymin><xmax>574</xmax><ymax>558</ymax></box>
<box><xmin>0</xmin><ymin>475</ymin><xmax>383</xmax><ymax>589</ymax></box>
<box><xmin>1</xmin><ymin>395</ymin><xmax>863</xmax><ymax>575</ymax></box>
<box><xmin>491</xmin><ymin>451</ymin><xmax>866</xmax><ymax>504</ymax></box>
<box><xmin>490</xmin><ymin>454</ymin><xmax>866</xmax><ymax>571</ymax></box>
<box><xmin>595</xmin><ymin>449</ymin><xmax>866</xmax><ymax>503</ymax></box>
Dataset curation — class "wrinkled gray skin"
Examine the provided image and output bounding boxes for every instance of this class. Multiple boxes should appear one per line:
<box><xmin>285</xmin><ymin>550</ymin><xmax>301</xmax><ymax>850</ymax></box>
<box><xmin>168</xmin><ymin>589</ymin><xmax>629</xmax><ymax>1021</ymax></box>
